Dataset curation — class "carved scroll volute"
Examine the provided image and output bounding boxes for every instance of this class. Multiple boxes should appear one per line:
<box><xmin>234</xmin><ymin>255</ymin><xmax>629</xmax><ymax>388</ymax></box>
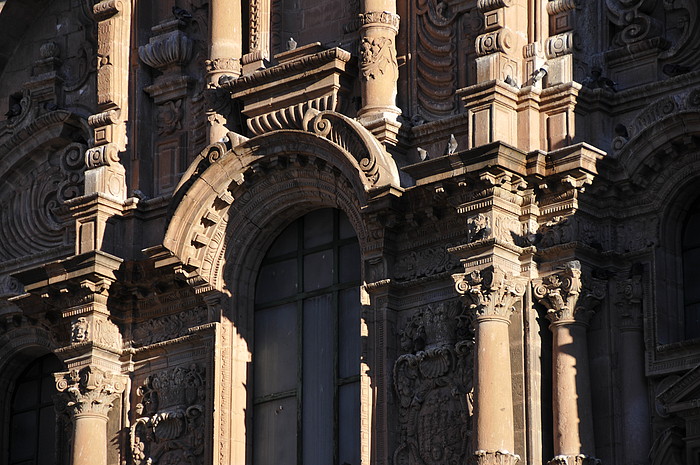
<box><xmin>606</xmin><ymin>0</ymin><xmax>659</xmax><ymax>46</ymax></box>
<box><xmin>455</xmin><ymin>266</ymin><xmax>527</xmax><ymax>322</ymax></box>
<box><xmin>55</xmin><ymin>366</ymin><xmax>126</xmax><ymax>417</ymax></box>
<box><xmin>533</xmin><ymin>261</ymin><xmax>606</xmax><ymax>326</ymax></box>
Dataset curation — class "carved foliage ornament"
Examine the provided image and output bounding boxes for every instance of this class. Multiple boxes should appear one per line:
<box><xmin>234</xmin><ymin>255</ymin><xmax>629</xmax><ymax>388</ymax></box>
<box><xmin>359</xmin><ymin>37</ymin><xmax>398</xmax><ymax>81</ymax></box>
<box><xmin>394</xmin><ymin>300</ymin><xmax>473</xmax><ymax>465</ymax></box>
<box><xmin>131</xmin><ymin>365</ymin><xmax>205</xmax><ymax>465</ymax></box>
<box><xmin>394</xmin><ymin>245</ymin><xmax>461</xmax><ymax>281</ymax></box>
<box><xmin>533</xmin><ymin>261</ymin><xmax>605</xmax><ymax>325</ymax></box>
<box><xmin>455</xmin><ymin>267</ymin><xmax>526</xmax><ymax>321</ymax></box>
<box><xmin>55</xmin><ymin>366</ymin><xmax>126</xmax><ymax>417</ymax></box>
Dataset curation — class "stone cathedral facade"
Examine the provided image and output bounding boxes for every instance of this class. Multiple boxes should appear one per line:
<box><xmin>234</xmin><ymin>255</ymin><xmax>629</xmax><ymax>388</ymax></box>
<box><xmin>1</xmin><ymin>0</ymin><xmax>700</xmax><ymax>464</ymax></box>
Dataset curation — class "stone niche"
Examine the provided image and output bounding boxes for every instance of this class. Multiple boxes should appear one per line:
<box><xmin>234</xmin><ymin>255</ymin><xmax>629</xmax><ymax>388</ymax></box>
<box><xmin>218</xmin><ymin>42</ymin><xmax>357</xmax><ymax>136</ymax></box>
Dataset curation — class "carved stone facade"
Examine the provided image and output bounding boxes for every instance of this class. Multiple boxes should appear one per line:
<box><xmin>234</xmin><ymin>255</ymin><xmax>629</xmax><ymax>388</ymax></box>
<box><xmin>1</xmin><ymin>1</ymin><xmax>700</xmax><ymax>465</ymax></box>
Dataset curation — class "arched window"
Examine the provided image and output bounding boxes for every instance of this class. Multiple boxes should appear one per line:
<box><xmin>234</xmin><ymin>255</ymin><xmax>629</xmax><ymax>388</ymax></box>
<box><xmin>252</xmin><ymin>208</ymin><xmax>361</xmax><ymax>465</ymax></box>
<box><xmin>682</xmin><ymin>201</ymin><xmax>700</xmax><ymax>340</ymax></box>
<box><xmin>8</xmin><ymin>353</ymin><xmax>64</xmax><ymax>465</ymax></box>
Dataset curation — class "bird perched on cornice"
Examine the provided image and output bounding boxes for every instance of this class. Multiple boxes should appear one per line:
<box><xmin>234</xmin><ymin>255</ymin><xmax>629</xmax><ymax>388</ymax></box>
<box><xmin>446</xmin><ymin>134</ymin><xmax>458</xmax><ymax>155</ymax></box>
<box><xmin>172</xmin><ymin>6</ymin><xmax>193</xmax><ymax>22</ymax></box>
<box><xmin>287</xmin><ymin>37</ymin><xmax>297</xmax><ymax>51</ymax></box>
<box><xmin>504</xmin><ymin>75</ymin><xmax>519</xmax><ymax>89</ymax></box>
<box><xmin>532</xmin><ymin>66</ymin><xmax>548</xmax><ymax>84</ymax></box>
<box><xmin>417</xmin><ymin>147</ymin><xmax>429</xmax><ymax>161</ymax></box>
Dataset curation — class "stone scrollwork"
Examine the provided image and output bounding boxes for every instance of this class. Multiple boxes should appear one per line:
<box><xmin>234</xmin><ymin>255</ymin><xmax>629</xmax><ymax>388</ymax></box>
<box><xmin>55</xmin><ymin>366</ymin><xmax>126</xmax><ymax>417</ymax></box>
<box><xmin>454</xmin><ymin>267</ymin><xmax>527</xmax><ymax>321</ymax></box>
<box><xmin>394</xmin><ymin>300</ymin><xmax>473</xmax><ymax>465</ymax></box>
<box><xmin>131</xmin><ymin>365</ymin><xmax>205</xmax><ymax>465</ymax></box>
<box><xmin>606</xmin><ymin>0</ymin><xmax>658</xmax><ymax>46</ymax></box>
<box><xmin>533</xmin><ymin>261</ymin><xmax>606</xmax><ymax>325</ymax></box>
<box><xmin>476</xmin><ymin>29</ymin><xmax>514</xmax><ymax>56</ymax></box>
<box><xmin>359</xmin><ymin>36</ymin><xmax>398</xmax><ymax>81</ymax></box>
<box><xmin>85</xmin><ymin>143</ymin><xmax>121</xmax><ymax>169</ymax></box>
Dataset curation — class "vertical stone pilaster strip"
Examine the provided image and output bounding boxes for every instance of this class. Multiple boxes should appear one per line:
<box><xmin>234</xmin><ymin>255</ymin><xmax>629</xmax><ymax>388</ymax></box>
<box><xmin>617</xmin><ymin>270</ymin><xmax>651</xmax><ymax>465</ymax></box>
<box><xmin>455</xmin><ymin>266</ymin><xmax>525</xmax><ymax>464</ymax></box>
<box><xmin>533</xmin><ymin>261</ymin><xmax>604</xmax><ymax>465</ymax></box>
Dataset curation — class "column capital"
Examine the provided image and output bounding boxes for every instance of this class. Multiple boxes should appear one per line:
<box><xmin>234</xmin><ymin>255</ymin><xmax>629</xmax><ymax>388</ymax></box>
<box><xmin>454</xmin><ymin>266</ymin><xmax>526</xmax><ymax>322</ymax></box>
<box><xmin>533</xmin><ymin>261</ymin><xmax>605</xmax><ymax>326</ymax></box>
<box><xmin>55</xmin><ymin>366</ymin><xmax>126</xmax><ymax>417</ymax></box>
<box><xmin>471</xmin><ymin>449</ymin><xmax>521</xmax><ymax>465</ymax></box>
<box><xmin>548</xmin><ymin>454</ymin><xmax>601</xmax><ymax>465</ymax></box>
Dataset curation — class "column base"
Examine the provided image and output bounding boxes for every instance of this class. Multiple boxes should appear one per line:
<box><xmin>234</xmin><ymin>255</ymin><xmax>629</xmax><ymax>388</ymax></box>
<box><xmin>470</xmin><ymin>449</ymin><xmax>520</xmax><ymax>465</ymax></box>
<box><xmin>548</xmin><ymin>454</ymin><xmax>601</xmax><ymax>465</ymax></box>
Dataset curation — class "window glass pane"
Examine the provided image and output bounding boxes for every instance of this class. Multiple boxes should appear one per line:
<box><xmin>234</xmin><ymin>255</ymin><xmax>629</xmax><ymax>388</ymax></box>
<box><xmin>12</xmin><ymin>381</ymin><xmax>38</xmax><ymax>411</ymax></box>
<box><xmin>255</xmin><ymin>303</ymin><xmax>298</xmax><ymax>397</ymax></box>
<box><xmin>339</xmin><ymin>287</ymin><xmax>361</xmax><ymax>379</ymax></box>
<box><xmin>302</xmin><ymin>294</ymin><xmax>335</xmax><ymax>465</ymax></box>
<box><xmin>267</xmin><ymin>221</ymin><xmax>298</xmax><ymax>258</ymax></box>
<box><xmin>303</xmin><ymin>209</ymin><xmax>333</xmax><ymax>248</ymax></box>
<box><xmin>338</xmin><ymin>382</ymin><xmax>361</xmax><ymax>465</ymax></box>
<box><xmin>256</xmin><ymin>259</ymin><xmax>298</xmax><ymax>304</ymax></box>
<box><xmin>37</xmin><ymin>406</ymin><xmax>56</xmax><ymax>465</ymax></box>
<box><xmin>339</xmin><ymin>213</ymin><xmax>356</xmax><ymax>239</ymax></box>
<box><xmin>339</xmin><ymin>242</ymin><xmax>361</xmax><ymax>283</ymax></box>
<box><xmin>303</xmin><ymin>250</ymin><xmax>333</xmax><ymax>291</ymax></box>
<box><xmin>10</xmin><ymin>411</ymin><xmax>37</xmax><ymax>461</ymax></box>
<box><xmin>253</xmin><ymin>398</ymin><xmax>297</xmax><ymax>465</ymax></box>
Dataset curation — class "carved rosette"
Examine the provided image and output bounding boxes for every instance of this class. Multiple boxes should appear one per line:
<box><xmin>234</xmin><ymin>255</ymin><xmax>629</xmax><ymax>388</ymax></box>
<box><xmin>130</xmin><ymin>365</ymin><xmax>205</xmax><ymax>465</ymax></box>
<box><xmin>471</xmin><ymin>449</ymin><xmax>521</xmax><ymax>465</ymax></box>
<box><xmin>394</xmin><ymin>301</ymin><xmax>474</xmax><ymax>465</ymax></box>
<box><xmin>454</xmin><ymin>267</ymin><xmax>526</xmax><ymax>322</ymax></box>
<box><xmin>548</xmin><ymin>454</ymin><xmax>601</xmax><ymax>465</ymax></box>
<box><xmin>55</xmin><ymin>366</ymin><xmax>126</xmax><ymax>417</ymax></box>
<box><xmin>533</xmin><ymin>261</ymin><xmax>606</xmax><ymax>326</ymax></box>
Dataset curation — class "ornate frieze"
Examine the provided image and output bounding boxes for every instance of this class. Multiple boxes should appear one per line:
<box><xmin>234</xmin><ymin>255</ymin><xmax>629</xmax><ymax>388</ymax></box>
<box><xmin>131</xmin><ymin>365</ymin><xmax>206</xmax><ymax>465</ymax></box>
<box><xmin>454</xmin><ymin>267</ymin><xmax>526</xmax><ymax>321</ymax></box>
<box><xmin>131</xmin><ymin>307</ymin><xmax>208</xmax><ymax>347</ymax></box>
<box><xmin>533</xmin><ymin>261</ymin><xmax>605</xmax><ymax>325</ymax></box>
<box><xmin>55</xmin><ymin>366</ymin><xmax>126</xmax><ymax>417</ymax></box>
<box><xmin>394</xmin><ymin>300</ymin><xmax>473</xmax><ymax>465</ymax></box>
<box><xmin>393</xmin><ymin>245</ymin><xmax>461</xmax><ymax>282</ymax></box>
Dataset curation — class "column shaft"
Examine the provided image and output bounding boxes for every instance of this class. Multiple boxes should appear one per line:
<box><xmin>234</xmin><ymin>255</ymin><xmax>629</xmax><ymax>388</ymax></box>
<box><xmin>72</xmin><ymin>413</ymin><xmax>109</xmax><ymax>465</ymax></box>
<box><xmin>551</xmin><ymin>322</ymin><xmax>595</xmax><ymax>457</ymax></box>
<box><xmin>620</xmin><ymin>328</ymin><xmax>651</xmax><ymax>464</ymax></box>
<box><xmin>474</xmin><ymin>318</ymin><xmax>515</xmax><ymax>452</ymax></box>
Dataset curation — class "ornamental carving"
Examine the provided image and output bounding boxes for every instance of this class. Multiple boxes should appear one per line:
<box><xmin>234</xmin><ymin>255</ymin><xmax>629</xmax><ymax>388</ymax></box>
<box><xmin>359</xmin><ymin>37</ymin><xmax>397</xmax><ymax>81</ymax></box>
<box><xmin>157</xmin><ymin>100</ymin><xmax>183</xmax><ymax>135</ymax></box>
<box><xmin>545</xmin><ymin>32</ymin><xmax>574</xmax><ymax>58</ymax></box>
<box><xmin>394</xmin><ymin>245</ymin><xmax>461</xmax><ymax>281</ymax></box>
<box><xmin>0</xmin><ymin>142</ymin><xmax>85</xmax><ymax>263</ymax></box>
<box><xmin>85</xmin><ymin>143</ymin><xmax>121</xmax><ymax>169</ymax></box>
<box><xmin>359</xmin><ymin>11</ymin><xmax>401</xmax><ymax>30</ymax></box>
<box><xmin>468</xmin><ymin>213</ymin><xmax>492</xmax><ymax>242</ymax></box>
<box><xmin>472</xmin><ymin>449</ymin><xmax>521</xmax><ymax>465</ymax></box>
<box><xmin>131</xmin><ymin>365</ymin><xmax>206</xmax><ymax>465</ymax></box>
<box><xmin>55</xmin><ymin>366</ymin><xmax>126</xmax><ymax>417</ymax></box>
<box><xmin>548</xmin><ymin>454</ymin><xmax>601</xmax><ymax>465</ymax></box>
<box><xmin>476</xmin><ymin>29</ymin><xmax>513</xmax><ymax>56</ymax></box>
<box><xmin>616</xmin><ymin>269</ymin><xmax>643</xmax><ymax>330</ymax></box>
<box><xmin>394</xmin><ymin>300</ymin><xmax>473</xmax><ymax>465</ymax></box>
<box><xmin>454</xmin><ymin>267</ymin><xmax>526</xmax><ymax>321</ymax></box>
<box><xmin>606</xmin><ymin>0</ymin><xmax>658</xmax><ymax>46</ymax></box>
<box><xmin>70</xmin><ymin>317</ymin><xmax>89</xmax><ymax>343</ymax></box>
<box><xmin>131</xmin><ymin>307</ymin><xmax>208</xmax><ymax>347</ymax></box>
<box><xmin>533</xmin><ymin>261</ymin><xmax>606</xmax><ymax>325</ymax></box>
<box><xmin>138</xmin><ymin>25</ymin><xmax>193</xmax><ymax>71</ymax></box>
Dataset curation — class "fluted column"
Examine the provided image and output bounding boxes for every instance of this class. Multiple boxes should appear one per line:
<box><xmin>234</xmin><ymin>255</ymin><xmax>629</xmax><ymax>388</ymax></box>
<box><xmin>533</xmin><ymin>261</ymin><xmax>604</xmax><ymax>465</ymax></box>
<box><xmin>357</xmin><ymin>0</ymin><xmax>402</xmax><ymax>144</ymax></box>
<box><xmin>455</xmin><ymin>266</ymin><xmax>525</xmax><ymax>465</ymax></box>
<box><xmin>55</xmin><ymin>366</ymin><xmax>126</xmax><ymax>465</ymax></box>
<box><xmin>617</xmin><ymin>271</ymin><xmax>651</xmax><ymax>465</ymax></box>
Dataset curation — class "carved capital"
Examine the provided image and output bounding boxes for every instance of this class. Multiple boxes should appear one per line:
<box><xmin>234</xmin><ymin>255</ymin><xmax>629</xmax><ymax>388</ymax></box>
<box><xmin>533</xmin><ymin>261</ymin><xmax>606</xmax><ymax>326</ymax></box>
<box><xmin>455</xmin><ymin>267</ymin><xmax>526</xmax><ymax>322</ymax></box>
<box><xmin>55</xmin><ymin>366</ymin><xmax>126</xmax><ymax>417</ymax></box>
<box><xmin>471</xmin><ymin>449</ymin><xmax>521</xmax><ymax>465</ymax></box>
<box><xmin>548</xmin><ymin>454</ymin><xmax>601</xmax><ymax>465</ymax></box>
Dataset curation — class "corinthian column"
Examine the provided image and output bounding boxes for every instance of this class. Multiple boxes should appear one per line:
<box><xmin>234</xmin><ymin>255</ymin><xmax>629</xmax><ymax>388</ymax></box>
<box><xmin>455</xmin><ymin>266</ymin><xmax>525</xmax><ymax>465</ymax></box>
<box><xmin>533</xmin><ymin>261</ymin><xmax>604</xmax><ymax>465</ymax></box>
<box><xmin>55</xmin><ymin>366</ymin><xmax>126</xmax><ymax>465</ymax></box>
<box><xmin>357</xmin><ymin>1</ymin><xmax>402</xmax><ymax>144</ymax></box>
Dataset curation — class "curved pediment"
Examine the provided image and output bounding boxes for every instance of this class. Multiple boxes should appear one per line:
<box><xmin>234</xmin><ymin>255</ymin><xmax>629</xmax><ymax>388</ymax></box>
<box><xmin>163</xmin><ymin>110</ymin><xmax>402</xmax><ymax>290</ymax></box>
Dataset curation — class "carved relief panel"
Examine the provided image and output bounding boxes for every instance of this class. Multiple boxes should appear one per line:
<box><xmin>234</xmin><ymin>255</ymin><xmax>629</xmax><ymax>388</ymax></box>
<box><xmin>394</xmin><ymin>300</ymin><xmax>474</xmax><ymax>465</ymax></box>
<box><xmin>131</xmin><ymin>365</ymin><xmax>206</xmax><ymax>465</ymax></box>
